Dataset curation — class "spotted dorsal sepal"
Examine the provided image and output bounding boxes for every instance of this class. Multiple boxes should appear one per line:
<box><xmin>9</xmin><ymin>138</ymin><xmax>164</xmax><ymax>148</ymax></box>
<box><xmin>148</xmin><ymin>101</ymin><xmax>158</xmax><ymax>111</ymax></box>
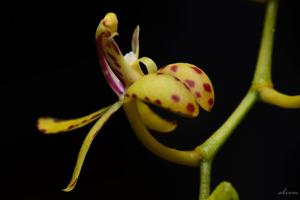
<box><xmin>158</xmin><ymin>63</ymin><xmax>214</xmax><ymax>112</ymax></box>
<box><xmin>96</xmin><ymin>13</ymin><xmax>145</xmax><ymax>87</ymax></box>
<box><xmin>126</xmin><ymin>73</ymin><xmax>199</xmax><ymax>117</ymax></box>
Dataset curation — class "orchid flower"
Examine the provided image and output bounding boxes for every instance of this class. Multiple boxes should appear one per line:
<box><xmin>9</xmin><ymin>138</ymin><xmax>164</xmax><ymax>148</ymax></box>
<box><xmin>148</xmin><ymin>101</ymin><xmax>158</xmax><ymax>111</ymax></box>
<box><xmin>37</xmin><ymin>12</ymin><xmax>215</xmax><ymax>192</ymax></box>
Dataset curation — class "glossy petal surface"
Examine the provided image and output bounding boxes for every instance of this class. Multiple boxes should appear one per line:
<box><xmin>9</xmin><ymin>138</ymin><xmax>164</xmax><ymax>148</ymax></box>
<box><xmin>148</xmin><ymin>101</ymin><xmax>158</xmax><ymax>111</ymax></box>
<box><xmin>136</xmin><ymin>100</ymin><xmax>177</xmax><ymax>133</ymax></box>
<box><xmin>37</xmin><ymin>106</ymin><xmax>111</xmax><ymax>134</ymax></box>
<box><xmin>126</xmin><ymin>73</ymin><xmax>199</xmax><ymax>117</ymax></box>
<box><xmin>159</xmin><ymin>63</ymin><xmax>214</xmax><ymax>111</ymax></box>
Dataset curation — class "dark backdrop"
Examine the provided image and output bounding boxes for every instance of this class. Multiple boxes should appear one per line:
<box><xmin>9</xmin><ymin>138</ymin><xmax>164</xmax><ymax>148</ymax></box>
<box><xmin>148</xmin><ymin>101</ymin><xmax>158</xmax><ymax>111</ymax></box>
<box><xmin>1</xmin><ymin>0</ymin><xmax>299</xmax><ymax>199</ymax></box>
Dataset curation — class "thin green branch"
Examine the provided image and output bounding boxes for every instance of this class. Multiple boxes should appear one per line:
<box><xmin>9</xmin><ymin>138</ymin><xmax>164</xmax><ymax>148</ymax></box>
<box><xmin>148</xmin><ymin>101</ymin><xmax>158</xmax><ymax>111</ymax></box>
<box><xmin>197</xmin><ymin>0</ymin><xmax>280</xmax><ymax>198</ymax></box>
<box><xmin>195</xmin><ymin>90</ymin><xmax>258</xmax><ymax>159</ymax></box>
<box><xmin>199</xmin><ymin>160</ymin><xmax>212</xmax><ymax>200</ymax></box>
<box><xmin>252</xmin><ymin>0</ymin><xmax>279</xmax><ymax>87</ymax></box>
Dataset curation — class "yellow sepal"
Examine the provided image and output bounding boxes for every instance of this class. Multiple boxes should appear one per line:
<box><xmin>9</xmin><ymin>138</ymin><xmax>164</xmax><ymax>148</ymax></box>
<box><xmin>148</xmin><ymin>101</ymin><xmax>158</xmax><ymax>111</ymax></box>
<box><xmin>63</xmin><ymin>101</ymin><xmax>123</xmax><ymax>192</ymax></box>
<box><xmin>37</xmin><ymin>106</ymin><xmax>111</xmax><ymax>134</ymax></box>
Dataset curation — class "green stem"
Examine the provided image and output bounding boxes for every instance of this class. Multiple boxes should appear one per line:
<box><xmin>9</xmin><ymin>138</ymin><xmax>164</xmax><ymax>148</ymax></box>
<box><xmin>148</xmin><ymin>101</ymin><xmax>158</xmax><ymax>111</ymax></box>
<box><xmin>199</xmin><ymin>160</ymin><xmax>212</xmax><ymax>200</ymax></box>
<box><xmin>252</xmin><ymin>0</ymin><xmax>279</xmax><ymax>87</ymax></box>
<box><xmin>195</xmin><ymin>90</ymin><xmax>257</xmax><ymax>159</ymax></box>
<box><xmin>197</xmin><ymin>0</ymin><xmax>280</xmax><ymax>198</ymax></box>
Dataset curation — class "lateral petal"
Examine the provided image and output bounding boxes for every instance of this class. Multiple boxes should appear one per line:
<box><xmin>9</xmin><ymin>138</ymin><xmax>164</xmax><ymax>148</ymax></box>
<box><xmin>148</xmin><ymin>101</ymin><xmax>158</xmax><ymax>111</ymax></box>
<box><xmin>158</xmin><ymin>63</ymin><xmax>215</xmax><ymax>111</ymax></box>
<box><xmin>126</xmin><ymin>73</ymin><xmax>199</xmax><ymax>117</ymax></box>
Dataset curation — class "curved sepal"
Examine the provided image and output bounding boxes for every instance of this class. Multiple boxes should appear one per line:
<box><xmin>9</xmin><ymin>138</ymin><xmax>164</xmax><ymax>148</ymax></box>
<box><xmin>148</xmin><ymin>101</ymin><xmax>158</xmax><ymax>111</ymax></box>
<box><xmin>95</xmin><ymin>13</ymin><xmax>125</xmax><ymax>97</ymax></box>
<box><xmin>126</xmin><ymin>73</ymin><xmax>199</xmax><ymax>117</ymax></box>
<box><xmin>96</xmin><ymin>12</ymin><xmax>118</xmax><ymax>38</ymax></box>
<box><xmin>136</xmin><ymin>100</ymin><xmax>177</xmax><ymax>133</ymax></box>
<box><xmin>158</xmin><ymin>63</ymin><xmax>214</xmax><ymax>111</ymax></box>
<box><xmin>37</xmin><ymin>106</ymin><xmax>111</xmax><ymax>134</ymax></box>
<box><xmin>63</xmin><ymin>101</ymin><xmax>123</xmax><ymax>192</ymax></box>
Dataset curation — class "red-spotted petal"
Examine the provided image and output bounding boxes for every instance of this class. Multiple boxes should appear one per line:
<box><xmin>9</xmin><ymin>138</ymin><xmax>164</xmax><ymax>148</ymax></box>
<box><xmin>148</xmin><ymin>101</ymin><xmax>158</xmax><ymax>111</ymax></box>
<box><xmin>158</xmin><ymin>63</ymin><xmax>214</xmax><ymax>111</ymax></box>
<box><xmin>126</xmin><ymin>73</ymin><xmax>199</xmax><ymax>117</ymax></box>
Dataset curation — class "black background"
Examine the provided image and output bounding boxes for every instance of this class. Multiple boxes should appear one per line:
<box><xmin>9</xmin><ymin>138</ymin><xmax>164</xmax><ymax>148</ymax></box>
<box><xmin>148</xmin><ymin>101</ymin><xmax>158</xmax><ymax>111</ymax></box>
<box><xmin>1</xmin><ymin>0</ymin><xmax>299</xmax><ymax>199</ymax></box>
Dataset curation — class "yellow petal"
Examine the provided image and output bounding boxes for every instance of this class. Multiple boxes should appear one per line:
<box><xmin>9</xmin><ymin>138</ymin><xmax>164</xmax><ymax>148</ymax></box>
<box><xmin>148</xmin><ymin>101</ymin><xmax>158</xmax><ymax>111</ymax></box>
<box><xmin>37</xmin><ymin>106</ymin><xmax>111</xmax><ymax>134</ymax></box>
<box><xmin>158</xmin><ymin>63</ymin><xmax>214</xmax><ymax>112</ymax></box>
<box><xmin>126</xmin><ymin>73</ymin><xmax>199</xmax><ymax>117</ymax></box>
<box><xmin>136</xmin><ymin>100</ymin><xmax>177</xmax><ymax>133</ymax></box>
<box><xmin>63</xmin><ymin>101</ymin><xmax>123</xmax><ymax>192</ymax></box>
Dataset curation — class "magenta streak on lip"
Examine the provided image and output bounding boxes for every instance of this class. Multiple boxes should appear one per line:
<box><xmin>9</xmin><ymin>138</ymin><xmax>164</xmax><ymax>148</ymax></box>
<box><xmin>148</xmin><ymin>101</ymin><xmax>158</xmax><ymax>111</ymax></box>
<box><xmin>96</xmin><ymin>36</ymin><xmax>125</xmax><ymax>97</ymax></box>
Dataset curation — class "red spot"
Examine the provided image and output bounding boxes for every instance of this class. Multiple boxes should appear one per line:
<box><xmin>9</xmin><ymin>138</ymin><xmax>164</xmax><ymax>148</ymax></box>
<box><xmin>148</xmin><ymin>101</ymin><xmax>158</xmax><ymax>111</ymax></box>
<box><xmin>186</xmin><ymin>103</ymin><xmax>195</xmax><ymax>113</ymax></box>
<box><xmin>114</xmin><ymin>61</ymin><xmax>121</xmax><ymax>68</ymax></box>
<box><xmin>68</xmin><ymin>125</ymin><xmax>75</xmax><ymax>130</ymax></box>
<box><xmin>82</xmin><ymin>120</ymin><xmax>88</xmax><ymax>124</ymax></box>
<box><xmin>92</xmin><ymin>132</ymin><xmax>98</xmax><ymax>139</ymax></box>
<box><xmin>107</xmin><ymin>52</ymin><xmax>116</xmax><ymax>61</ymax></box>
<box><xmin>208</xmin><ymin>98</ymin><xmax>214</xmax><ymax>106</ymax></box>
<box><xmin>195</xmin><ymin>91</ymin><xmax>201</xmax><ymax>98</ymax></box>
<box><xmin>111</xmin><ymin>41</ymin><xmax>120</xmax><ymax>55</ymax></box>
<box><xmin>192</xmin><ymin>67</ymin><xmax>202</xmax><ymax>74</ymax></box>
<box><xmin>125</xmin><ymin>94</ymin><xmax>130</xmax><ymax>97</ymax></box>
<box><xmin>103</xmin><ymin>20</ymin><xmax>108</xmax><ymax>27</ymax></box>
<box><xmin>69</xmin><ymin>178</ymin><xmax>78</xmax><ymax>188</ymax></box>
<box><xmin>106</xmin><ymin>41</ymin><xmax>112</xmax><ymax>48</ymax></box>
<box><xmin>91</xmin><ymin>114</ymin><xmax>101</xmax><ymax>120</ymax></box>
<box><xmin>132</xmin><ymin>94</ymin><xmax>137</xmax><ymax>99</ymax></box>
<box><xmin>203</xmin><ymin>83</ymin><xmax>212</xmax><ymax>93</ymax></box>
<box><xmin>170</xmin><ymin>65</ymin><xmax>178</xmax><ymax>72</ymax></box>
<box><xmin>155</xmin><ymin>99</ymin><xmax>162</xmax><ymax>105</ymax></box>
<box><xmin>144</xmin><ymin>96</ymin><xmax>150</xmax><ymax>101</ymax></box>
<box><xmin>102</xmin><ymin>31</ymin><xmax>111</xmax><ymax>37</ymax></box>
<box><xmin>185</xmin><ymin>79</ymin><xmax>195</xmax><ymax>88</ymax></box>
<box><xmin>113</xmin><ymin>69</ymin><xmax>124</xmax><ymax>80</ymax></box>
<box><xmin>171</xmin><ymin>94</ymin><xmax>180</xmax><ymax>102</ymax></box>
